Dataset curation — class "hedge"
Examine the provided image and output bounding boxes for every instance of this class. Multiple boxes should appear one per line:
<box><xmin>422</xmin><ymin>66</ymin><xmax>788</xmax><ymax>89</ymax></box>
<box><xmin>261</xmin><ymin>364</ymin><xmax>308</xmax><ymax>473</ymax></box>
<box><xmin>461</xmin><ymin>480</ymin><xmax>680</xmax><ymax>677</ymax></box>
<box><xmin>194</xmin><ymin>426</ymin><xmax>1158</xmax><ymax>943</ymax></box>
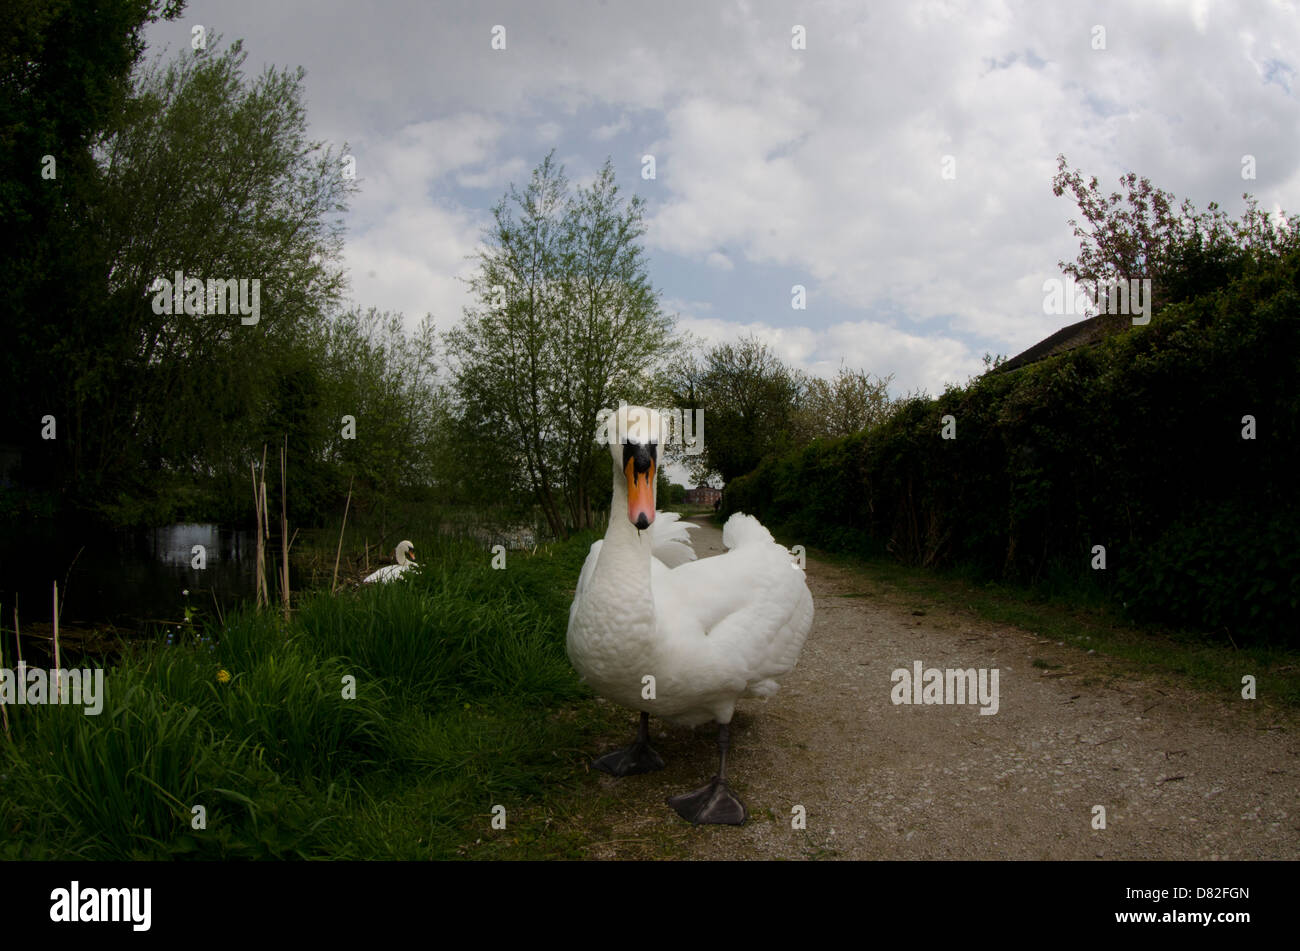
<box><xmin>725</xmin><ymin>252</ymin><xmax>1300</xmax><ymax>646</ymax></box>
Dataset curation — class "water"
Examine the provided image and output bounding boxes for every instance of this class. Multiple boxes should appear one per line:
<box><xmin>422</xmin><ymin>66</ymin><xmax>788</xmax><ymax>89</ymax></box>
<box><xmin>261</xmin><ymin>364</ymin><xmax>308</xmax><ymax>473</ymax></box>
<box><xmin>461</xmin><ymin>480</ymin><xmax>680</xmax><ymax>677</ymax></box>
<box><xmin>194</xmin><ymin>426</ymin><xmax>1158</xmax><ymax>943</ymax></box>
<box><xmin>0</xmin><ymin>522</ymin><xmax>263</xmax><ymax>635</ymax></box>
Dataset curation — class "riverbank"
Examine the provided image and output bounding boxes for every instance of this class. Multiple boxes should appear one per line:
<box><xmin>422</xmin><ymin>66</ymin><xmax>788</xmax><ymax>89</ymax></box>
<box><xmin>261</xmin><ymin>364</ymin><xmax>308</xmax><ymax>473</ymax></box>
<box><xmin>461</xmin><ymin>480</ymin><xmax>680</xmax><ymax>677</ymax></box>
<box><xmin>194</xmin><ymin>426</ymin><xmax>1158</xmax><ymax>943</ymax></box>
<box><xmin>0</xmin><ymin>529</ymin><xmax>605</xmax><ymax>859</ymax></box>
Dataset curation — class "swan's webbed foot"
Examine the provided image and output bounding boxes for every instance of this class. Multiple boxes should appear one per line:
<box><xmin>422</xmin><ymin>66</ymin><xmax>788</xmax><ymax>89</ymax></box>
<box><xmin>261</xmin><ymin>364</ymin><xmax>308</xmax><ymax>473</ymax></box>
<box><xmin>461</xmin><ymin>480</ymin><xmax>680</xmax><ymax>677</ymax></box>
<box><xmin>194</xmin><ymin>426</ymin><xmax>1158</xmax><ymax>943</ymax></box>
<box><xmin>667</xmin><ymin>776</ymin><xmax>747</xmax><ymax>825</ymax></box>
<box><xmin>593</xmin><ymin>711</ymin><xmax>664</xmax><ymax>776</ymax></box>
<box><xmin>592</xmin><ymin>741</ymin><xmax>665</xmax><ymax>776</ymax></box>
<box><xmin>668</xmin><ymin>720</ymin><xmax>746</xmax><ymax>825</ymax></box>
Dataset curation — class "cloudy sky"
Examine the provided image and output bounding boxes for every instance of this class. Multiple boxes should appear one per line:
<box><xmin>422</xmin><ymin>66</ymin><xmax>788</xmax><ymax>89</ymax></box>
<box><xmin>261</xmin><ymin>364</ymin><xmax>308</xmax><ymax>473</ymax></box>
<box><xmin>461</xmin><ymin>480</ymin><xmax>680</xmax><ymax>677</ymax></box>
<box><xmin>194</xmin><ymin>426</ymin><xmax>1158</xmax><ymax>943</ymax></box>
<box><xmin>146</xmin><ymin>0</ymin><xmax>1299</xmax><ymax>397</ymax></box>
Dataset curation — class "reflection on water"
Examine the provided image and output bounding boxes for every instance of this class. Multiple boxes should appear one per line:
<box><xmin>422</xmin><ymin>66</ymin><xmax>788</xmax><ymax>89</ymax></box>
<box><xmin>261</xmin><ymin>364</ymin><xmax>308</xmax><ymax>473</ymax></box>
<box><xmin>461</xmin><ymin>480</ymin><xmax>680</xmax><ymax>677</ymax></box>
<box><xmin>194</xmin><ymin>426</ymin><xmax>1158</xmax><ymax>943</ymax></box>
<box><xmin>149</xmin><ymin>523</ymin><xmax>254</xmax><ymax>568</ymax></box>
<box><xmin>1</xmin><ymin>522</ymin><xmax>264</xmax><ymax>631</ymax></box>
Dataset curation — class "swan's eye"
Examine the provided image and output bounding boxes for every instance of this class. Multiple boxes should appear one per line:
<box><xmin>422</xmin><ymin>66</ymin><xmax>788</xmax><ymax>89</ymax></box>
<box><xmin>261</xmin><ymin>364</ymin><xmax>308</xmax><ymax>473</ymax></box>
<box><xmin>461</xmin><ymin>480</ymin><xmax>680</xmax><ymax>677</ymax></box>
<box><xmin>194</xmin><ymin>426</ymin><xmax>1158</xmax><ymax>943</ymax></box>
<box><xmin>622</xmin><ymin>440</ymin><xmax>656</xmax><ymax>474</ymax></box>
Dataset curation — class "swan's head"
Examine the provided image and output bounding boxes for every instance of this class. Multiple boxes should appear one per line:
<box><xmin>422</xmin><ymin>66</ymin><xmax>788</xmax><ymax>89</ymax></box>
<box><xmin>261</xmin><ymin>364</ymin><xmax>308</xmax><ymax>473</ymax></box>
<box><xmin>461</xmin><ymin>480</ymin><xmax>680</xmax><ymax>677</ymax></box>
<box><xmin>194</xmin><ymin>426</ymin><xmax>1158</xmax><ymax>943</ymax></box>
<box><xmin>599</xmin><ymin>405</ymin><xmax>660</xmax><ymax>531</ymax></box>
<box><xmin>395</xmin><ymin>540</ymin><xmax>416</xmax><ymax>566</ymax></box>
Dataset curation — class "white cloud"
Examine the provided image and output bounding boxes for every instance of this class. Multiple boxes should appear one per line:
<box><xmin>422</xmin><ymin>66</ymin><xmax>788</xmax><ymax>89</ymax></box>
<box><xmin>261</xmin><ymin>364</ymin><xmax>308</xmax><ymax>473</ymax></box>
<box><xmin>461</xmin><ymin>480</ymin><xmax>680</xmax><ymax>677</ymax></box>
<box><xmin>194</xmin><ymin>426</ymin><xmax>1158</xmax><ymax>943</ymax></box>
<box><xmin>455</xmin><ymin>157</ymin><xmax>529</xmax><ymax>190</ymax></box>
<box><xmin>344</xmin><ymin>203</ymin><xmax>482</xmax><ymax>332</ymax></box>
<box><xmin>592</xmin><ymin>116</ymin><xmax>630</xmax><ymax>141</ymax></box>
<box><xmin>340</xmin><ymin>114</ymin><xmax>505</xmax><ymax>327</ymax></box>
<box><xmin>634</xmin><ymin>0</ymin><xmax>1300</xmax><ymax>362</ymax></box>
<box><xmin>364</xmin><ymin>115</ymin><xmax>503</xmax><ymax>194</ymax></box>
<box><xmin>674</xmin><ymin>312</ymin><xmax>981</xmax><ymax>398</ymax></box>
<box><xmin>147</xmin><ymin>0</ymin><xmax>1300</xmax><ymax>388</ymax></box>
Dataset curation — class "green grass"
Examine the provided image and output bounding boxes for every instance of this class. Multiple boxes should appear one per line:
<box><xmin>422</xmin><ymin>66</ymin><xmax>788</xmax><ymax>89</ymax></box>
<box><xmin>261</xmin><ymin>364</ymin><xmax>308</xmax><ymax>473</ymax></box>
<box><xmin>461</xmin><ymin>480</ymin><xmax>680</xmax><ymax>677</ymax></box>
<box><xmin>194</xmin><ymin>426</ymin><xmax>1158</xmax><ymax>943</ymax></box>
<box><xmin>288</xmin><ymin>500</ymin><xmax>550</xmax><ymax>592</ymax></box>
<box><xmin>0</xmin><ymin>528</ymin><xmax>614</xmax><ymax>860</ymax></box>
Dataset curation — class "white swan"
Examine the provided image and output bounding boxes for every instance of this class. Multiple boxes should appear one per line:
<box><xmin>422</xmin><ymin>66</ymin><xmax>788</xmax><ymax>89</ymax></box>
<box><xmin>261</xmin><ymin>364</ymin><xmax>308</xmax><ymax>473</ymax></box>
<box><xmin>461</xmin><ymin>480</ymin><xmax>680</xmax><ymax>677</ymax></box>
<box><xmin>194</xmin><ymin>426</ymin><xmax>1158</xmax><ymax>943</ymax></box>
<box><xmin>363</xmin><ymin>540</ymin><xmax>417</xmax><ymax>583</ymax></box>
<box><xmin>567</xmin><ymin>406</ymin><xmax>814</xmax><ymax>824</ymax></box>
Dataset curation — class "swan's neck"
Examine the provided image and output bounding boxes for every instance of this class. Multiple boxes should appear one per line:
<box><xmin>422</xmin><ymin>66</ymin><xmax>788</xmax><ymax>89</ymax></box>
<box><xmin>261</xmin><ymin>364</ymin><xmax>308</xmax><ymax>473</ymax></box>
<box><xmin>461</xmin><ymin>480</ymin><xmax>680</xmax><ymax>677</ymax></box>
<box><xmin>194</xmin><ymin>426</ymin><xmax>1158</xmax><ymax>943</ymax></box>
<box><xmin>588</xmin><ymin>471</ymin><xmax>657</xmax><ymax>636</ymax></box>
<box><xmin>599</xmin><ymin>476</ymin><xmax>654</xmax><ymax>586</ymax></box>
<box><xmin>568</xmin><ymin>468</ymin><xmax>659</xmax><ymax>689</ymax></box>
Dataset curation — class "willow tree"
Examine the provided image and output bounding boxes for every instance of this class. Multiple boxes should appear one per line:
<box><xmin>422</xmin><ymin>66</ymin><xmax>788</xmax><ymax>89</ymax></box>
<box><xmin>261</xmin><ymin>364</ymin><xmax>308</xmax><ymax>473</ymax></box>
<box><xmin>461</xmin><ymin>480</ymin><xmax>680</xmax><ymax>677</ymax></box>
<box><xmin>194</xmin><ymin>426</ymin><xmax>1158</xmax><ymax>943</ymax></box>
<box><xmin>3</xmin><ymin>30</ymin><xmax>354</xmax><ymax>523</ymax></box>
<box><xmin>445</xmin><ymin>153</ymin><xmax>675</xmax><ymax>537</ymax></box>
<box><xmin>90</xmin><ymin>37</ymin><xmax>353</xmax><ymax>521</ymax></box>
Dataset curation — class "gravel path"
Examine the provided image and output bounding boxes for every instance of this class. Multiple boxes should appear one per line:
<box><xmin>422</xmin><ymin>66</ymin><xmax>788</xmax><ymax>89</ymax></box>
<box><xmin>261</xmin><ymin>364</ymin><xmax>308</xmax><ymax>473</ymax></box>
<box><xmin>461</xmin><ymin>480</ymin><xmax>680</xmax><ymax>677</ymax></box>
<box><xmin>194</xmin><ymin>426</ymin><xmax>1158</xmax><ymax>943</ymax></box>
<box><xmin>584</xmin><ymin>519</ymin><xmax>1300</xmax><ymax>859</ymax></box>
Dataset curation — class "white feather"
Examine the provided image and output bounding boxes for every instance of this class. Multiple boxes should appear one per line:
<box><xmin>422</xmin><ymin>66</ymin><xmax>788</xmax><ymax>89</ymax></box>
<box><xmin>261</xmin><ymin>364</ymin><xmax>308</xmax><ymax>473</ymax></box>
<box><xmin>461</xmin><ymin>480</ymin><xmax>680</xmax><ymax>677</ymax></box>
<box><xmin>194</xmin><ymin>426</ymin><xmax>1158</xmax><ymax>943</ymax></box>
<box><xmin>649</xmin><ymin>511</ymin><xmax>698</xmax><ymax>568</ymax></box>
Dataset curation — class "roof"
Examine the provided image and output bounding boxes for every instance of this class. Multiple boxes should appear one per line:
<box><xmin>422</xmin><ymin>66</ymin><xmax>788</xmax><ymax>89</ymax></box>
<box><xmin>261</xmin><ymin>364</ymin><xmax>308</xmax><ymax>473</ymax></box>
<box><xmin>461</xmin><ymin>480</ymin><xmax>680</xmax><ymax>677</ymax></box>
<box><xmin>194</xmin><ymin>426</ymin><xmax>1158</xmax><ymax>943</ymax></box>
<box><xmin>997</xmin><ymin>312</ymin><xmax>1131</xmax><ymax>373</ymax></box>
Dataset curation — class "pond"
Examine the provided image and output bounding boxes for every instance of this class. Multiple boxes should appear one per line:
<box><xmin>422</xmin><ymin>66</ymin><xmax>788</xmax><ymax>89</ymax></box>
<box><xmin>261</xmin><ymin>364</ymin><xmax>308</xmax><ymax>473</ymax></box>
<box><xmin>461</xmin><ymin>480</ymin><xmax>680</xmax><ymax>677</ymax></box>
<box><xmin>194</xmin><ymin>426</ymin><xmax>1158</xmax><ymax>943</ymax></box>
<box><xmin>1</xmin><ymin>522</ymin><xmax>274</xmax><ymax>659</ymax></box>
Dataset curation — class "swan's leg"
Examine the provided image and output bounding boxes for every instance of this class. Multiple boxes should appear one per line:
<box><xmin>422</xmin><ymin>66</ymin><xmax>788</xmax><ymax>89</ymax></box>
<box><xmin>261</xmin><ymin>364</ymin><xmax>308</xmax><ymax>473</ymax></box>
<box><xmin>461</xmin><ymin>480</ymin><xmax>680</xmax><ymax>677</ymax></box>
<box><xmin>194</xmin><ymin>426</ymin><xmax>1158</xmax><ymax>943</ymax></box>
<box><xmin>666</xmin><ymin>722</ymin><xmax>747</xmax><ymax>825</ymax></box>
<box><xmin>593</xmin><ymin>711</ymin><xmax>665</xmax><ymax>776</ymax></box>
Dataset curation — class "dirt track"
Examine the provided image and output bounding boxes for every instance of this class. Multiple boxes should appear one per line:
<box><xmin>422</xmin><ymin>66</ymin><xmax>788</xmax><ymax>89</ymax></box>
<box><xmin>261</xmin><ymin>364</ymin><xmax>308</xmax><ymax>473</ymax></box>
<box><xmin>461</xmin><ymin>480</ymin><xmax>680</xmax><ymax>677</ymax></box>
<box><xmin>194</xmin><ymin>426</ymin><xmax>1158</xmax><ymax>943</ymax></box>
<box><xmin>584</xmin><ymin>519</ymin><xmax>1300</xmax><ymax>859</ymax></box>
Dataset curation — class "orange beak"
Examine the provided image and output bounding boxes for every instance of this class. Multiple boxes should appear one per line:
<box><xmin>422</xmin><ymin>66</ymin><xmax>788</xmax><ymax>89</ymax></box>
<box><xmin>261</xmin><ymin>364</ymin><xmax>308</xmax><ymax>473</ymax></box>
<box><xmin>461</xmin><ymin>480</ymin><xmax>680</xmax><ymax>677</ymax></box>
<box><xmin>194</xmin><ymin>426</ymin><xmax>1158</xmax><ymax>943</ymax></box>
<box><xmin>625</xmin><ymin>455</ymin><xmax>656</xmax><ymax>531</ymax></box>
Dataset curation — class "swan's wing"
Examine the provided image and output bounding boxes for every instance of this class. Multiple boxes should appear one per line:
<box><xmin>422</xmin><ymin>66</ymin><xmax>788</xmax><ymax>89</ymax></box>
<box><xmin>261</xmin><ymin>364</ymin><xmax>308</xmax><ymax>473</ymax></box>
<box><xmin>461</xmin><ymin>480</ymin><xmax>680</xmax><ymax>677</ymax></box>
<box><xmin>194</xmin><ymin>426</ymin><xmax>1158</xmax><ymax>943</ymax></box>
<box><xmin>365</xmin><ymin>563</ymin><xmax>420</xmax><ymax>584</ymax></box>
<box><xmin>649</xmin><ymin>511</ymin><xmax>698</xmax><ymax>568</ymax></box>
<box><xmin>569</xmin><ymin>539</ymin><xmax>603</xmax><ymax>628</ymax></box>
<box><xmin>658</xmin><ymin>514</ymin><xmax>813</xmax><ymax>686</ymax></box>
